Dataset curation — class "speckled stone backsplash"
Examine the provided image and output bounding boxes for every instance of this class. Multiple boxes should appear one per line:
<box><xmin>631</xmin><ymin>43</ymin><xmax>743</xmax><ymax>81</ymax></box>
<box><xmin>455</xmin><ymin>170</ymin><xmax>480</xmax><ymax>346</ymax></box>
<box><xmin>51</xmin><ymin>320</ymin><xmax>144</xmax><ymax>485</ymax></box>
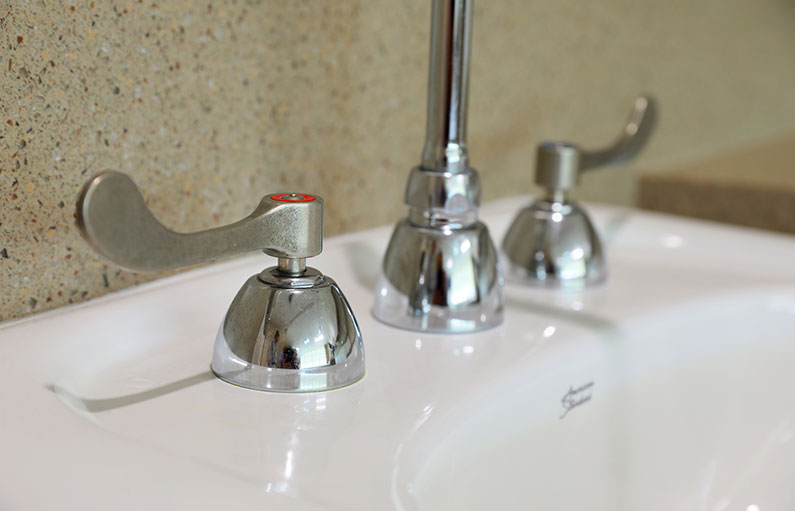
<box><xmin>2</xmin><ymin>0</ymin><xmax>795</xmax><ymax>321</ymax></box>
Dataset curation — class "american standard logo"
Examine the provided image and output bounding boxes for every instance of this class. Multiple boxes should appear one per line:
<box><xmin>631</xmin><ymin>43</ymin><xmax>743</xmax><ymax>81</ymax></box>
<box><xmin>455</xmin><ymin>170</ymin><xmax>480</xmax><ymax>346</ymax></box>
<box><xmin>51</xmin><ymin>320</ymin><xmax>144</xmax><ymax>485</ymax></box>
<box><xmin>559</xmin><ymin>381</ymin><xmax>594</xmax><ymax>419</ymax></box>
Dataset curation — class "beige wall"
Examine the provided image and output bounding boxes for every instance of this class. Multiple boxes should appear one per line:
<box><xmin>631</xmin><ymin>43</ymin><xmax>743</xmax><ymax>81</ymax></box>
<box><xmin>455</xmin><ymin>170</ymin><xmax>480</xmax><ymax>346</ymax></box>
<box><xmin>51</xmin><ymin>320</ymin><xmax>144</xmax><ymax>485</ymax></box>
<box><xmin>2</xmin><ymin>0</ymin><xmax>794</xmax><ymax>321</ymax></box>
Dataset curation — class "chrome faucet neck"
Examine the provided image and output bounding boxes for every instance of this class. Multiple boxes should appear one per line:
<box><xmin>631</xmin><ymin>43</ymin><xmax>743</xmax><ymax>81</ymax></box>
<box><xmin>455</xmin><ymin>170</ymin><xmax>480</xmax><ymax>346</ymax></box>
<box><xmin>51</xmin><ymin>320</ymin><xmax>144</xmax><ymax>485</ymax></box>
<box><xmin>421</xmin><ymin>0</ymin><xmax>472</xmax><ymax>175</ymax></box>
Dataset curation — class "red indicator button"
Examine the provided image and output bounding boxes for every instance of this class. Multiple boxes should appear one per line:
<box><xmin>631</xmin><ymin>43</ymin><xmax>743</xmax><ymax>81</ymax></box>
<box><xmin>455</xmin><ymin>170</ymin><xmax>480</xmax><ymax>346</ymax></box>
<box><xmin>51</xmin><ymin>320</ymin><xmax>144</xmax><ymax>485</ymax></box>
<box><xmin>271</xmin><ymin>193</ymin><xmax>316</xmax><ymax>203</ymax></box>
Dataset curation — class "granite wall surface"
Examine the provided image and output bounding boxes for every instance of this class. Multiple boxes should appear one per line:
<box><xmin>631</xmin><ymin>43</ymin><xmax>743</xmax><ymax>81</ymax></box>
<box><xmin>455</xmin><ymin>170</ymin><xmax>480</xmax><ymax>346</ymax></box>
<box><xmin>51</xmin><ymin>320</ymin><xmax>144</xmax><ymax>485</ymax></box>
<box><xmin>2</xmin><ymin>0</ymin><xmax>795</xmax><ymax>320</ymax></box>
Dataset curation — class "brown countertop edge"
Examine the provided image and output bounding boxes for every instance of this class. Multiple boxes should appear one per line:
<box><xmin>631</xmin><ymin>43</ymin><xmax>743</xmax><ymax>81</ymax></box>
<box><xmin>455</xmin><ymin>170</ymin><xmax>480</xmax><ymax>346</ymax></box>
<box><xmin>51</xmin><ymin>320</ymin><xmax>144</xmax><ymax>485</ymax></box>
<box><xmin>639</xmin><ymin>136</ymin><xmax>795</xmax><ymax>235</ymax></box>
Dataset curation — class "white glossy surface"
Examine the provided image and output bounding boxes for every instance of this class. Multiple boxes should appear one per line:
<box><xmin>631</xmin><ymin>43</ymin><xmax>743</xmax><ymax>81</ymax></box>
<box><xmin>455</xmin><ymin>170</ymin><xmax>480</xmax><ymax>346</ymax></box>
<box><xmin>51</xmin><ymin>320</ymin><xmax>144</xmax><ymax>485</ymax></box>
<box><xmin>2</xmin><ymin>196</ymin><xmax>794</xmax><ymax>510</ymax></box>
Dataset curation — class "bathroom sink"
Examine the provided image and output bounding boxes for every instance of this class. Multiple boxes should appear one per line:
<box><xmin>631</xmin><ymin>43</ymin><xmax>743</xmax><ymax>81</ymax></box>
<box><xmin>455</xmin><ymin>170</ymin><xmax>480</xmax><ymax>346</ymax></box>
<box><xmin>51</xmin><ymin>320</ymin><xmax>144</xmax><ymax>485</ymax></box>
<box><xmin>2</xmin><ymin>196</ymin><xmax>794</xmax><ymax>510</ymax></box>
<box><xmin>407</xmin><ymin>291</ymin><xmax>795</xmax><ymax>510</ymax></box>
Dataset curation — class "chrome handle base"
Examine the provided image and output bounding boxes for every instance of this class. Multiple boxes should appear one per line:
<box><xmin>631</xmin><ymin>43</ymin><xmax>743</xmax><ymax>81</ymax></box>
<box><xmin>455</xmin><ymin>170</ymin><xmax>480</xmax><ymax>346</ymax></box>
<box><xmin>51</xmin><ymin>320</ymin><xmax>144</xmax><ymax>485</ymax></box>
<box><xmin>76</xmin><ymin>171</ymin><xmax>364</xmax><ymax>392</ymax></box>
<box><xmin>502</xmin><ymin>199</ymin><xmax>605</xmax><ymax>289</ymax></box>
<box><xmin>212</xmin><ymin>268</ymin><xmax>365</xmax><ymax>392</ymax></box>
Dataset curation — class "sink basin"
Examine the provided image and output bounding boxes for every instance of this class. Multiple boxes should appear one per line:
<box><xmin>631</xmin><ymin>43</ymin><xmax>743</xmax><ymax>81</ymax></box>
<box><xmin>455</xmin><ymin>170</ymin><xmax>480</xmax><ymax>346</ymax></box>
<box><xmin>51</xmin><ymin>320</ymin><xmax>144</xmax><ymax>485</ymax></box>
<box><xmin>407</xmin><ymin>290</ymin><xmax>795</xmax><ymax>510</ymax></box>
<box><xmin>2</xmin><ymin>196</ymin><xmax>794</xmax><ymax>510</ymax></box>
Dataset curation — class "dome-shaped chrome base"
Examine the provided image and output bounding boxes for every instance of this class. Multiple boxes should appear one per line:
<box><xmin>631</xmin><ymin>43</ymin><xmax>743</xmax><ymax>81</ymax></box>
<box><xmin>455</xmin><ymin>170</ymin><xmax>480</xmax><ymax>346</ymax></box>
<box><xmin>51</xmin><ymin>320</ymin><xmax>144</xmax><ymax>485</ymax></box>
<box><xmin>373</xmin><ymin>219</ymin><xmax>503</xmax><ymax>333</ymax></box>
<box><xmin>502</xmin><ymin>199</ymin><xmax>605</xmax><ymax>288</ymax></box>
<box><xmin>211</xmin><ymin>267</ymin><xmax>365</xmax><ymax>392</ymax></box>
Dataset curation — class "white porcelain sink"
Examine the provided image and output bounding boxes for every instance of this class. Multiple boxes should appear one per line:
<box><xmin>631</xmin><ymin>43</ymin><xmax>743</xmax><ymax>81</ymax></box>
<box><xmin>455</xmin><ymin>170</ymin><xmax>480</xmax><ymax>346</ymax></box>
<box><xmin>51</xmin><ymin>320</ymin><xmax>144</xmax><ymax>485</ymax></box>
<box><xmin>2</xmin><ymin>196</ymin><xmax>794</xmax><ymax>510</ymax></box>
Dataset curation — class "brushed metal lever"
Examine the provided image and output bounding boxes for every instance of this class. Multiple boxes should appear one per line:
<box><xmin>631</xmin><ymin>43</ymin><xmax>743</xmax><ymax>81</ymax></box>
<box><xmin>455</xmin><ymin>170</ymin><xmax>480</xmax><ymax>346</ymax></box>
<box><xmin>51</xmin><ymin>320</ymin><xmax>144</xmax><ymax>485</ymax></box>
<box><xmin>77</xmin><ymin>171</ymin><xmax>322</xmax><ymax>272</ymax></box>
<box><xmin>579</xmin><ymin>96</ymin><xmax>657</xmax><ymax>171</ymax></box>
<box><xmin>535</xmin><ymin>96</ymin><xmax>657</xmax><ymax>194</ymax></box>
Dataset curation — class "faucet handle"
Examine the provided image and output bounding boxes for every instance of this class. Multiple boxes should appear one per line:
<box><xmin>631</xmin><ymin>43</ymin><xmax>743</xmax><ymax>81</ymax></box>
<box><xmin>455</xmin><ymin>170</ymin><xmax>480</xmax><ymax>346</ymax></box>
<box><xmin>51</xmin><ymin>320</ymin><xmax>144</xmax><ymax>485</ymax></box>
<box><xmin>77</xmin><ymin>171</ymin><xmax>322</xmax><ymax>272</ymax></box>
<box><xmin>77</xmin><ymin>171</ymin><xmax>364</xmax><ymax>393</ymax></box>
<box><xmin>535</xmin><ymin>95</ymin><xmax>657</xmax><ymax>192</ymax></box>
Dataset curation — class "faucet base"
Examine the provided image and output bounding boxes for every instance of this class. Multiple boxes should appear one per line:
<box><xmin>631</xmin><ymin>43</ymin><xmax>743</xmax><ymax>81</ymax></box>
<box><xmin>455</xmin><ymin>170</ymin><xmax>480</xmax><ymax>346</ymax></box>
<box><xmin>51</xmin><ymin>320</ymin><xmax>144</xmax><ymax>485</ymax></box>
<box><xmin>211</xmin><ymin>267</ymin><xmax>365</xmax><ymax>392</ymax></box>
<box><xmin>373</xmin><ymin>219</ymin><xmax>503</xmax><ymax>333</ymax></box>
<box><xmin>502</xmin><ymin>199</ymin><xmax>606</xmax><ymax>289</ymax></box>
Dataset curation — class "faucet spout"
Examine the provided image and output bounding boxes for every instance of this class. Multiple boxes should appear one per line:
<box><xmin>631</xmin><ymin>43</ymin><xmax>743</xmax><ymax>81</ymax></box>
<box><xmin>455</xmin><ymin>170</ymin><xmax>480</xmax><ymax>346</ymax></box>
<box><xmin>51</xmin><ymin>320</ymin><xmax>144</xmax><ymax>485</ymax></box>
<box><xmin>421</xmin><ymin>0</ymin><xmax>472</xmax><ymax>174</ymax></box>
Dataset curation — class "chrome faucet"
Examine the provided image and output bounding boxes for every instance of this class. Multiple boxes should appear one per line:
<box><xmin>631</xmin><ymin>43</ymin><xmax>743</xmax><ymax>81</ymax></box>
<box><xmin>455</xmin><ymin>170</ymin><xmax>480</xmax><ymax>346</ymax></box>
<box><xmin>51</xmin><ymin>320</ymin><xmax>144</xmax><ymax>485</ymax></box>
<box><xmin>502</xmin><ymin>96</ymin><xmax>657</xmax><ymax>288</ymax></box>
<box><xmin>372</xmin><ymin>0</ymin><xmax>503</xmax><ymax>333</ymax></box>
<box><xmin>77</xmin><ymin>171</ymin><xmax>365</xmax><ymax>392</ymax></box>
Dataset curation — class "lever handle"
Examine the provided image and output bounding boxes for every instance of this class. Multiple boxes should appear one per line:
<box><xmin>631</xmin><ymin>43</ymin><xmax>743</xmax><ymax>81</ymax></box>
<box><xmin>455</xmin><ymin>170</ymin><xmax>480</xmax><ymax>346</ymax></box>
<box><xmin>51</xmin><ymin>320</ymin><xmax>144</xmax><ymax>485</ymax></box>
<box><xmin>77</xmin><ymin>171</ymin><xmax>322</xmax><ymax>272</ymax></box>
<box><xmin>535</xmin><ymin>95</ymin><xmax>657</xmax><ymax>191</ymax></box>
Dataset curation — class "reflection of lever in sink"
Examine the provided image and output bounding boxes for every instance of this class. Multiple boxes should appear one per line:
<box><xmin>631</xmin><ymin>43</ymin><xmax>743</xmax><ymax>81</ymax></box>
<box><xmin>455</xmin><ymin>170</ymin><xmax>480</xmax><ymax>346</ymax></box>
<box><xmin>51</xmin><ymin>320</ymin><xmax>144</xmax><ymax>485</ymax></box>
<box><xmin>503</xmin><ymin>296</ymin><xmax>620</xmax><ymax>337</ymax></box>
<box><xmin>48</xmin><ymin>371</ymin><xmax>216</xmax><ymax>414</ymax></box>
